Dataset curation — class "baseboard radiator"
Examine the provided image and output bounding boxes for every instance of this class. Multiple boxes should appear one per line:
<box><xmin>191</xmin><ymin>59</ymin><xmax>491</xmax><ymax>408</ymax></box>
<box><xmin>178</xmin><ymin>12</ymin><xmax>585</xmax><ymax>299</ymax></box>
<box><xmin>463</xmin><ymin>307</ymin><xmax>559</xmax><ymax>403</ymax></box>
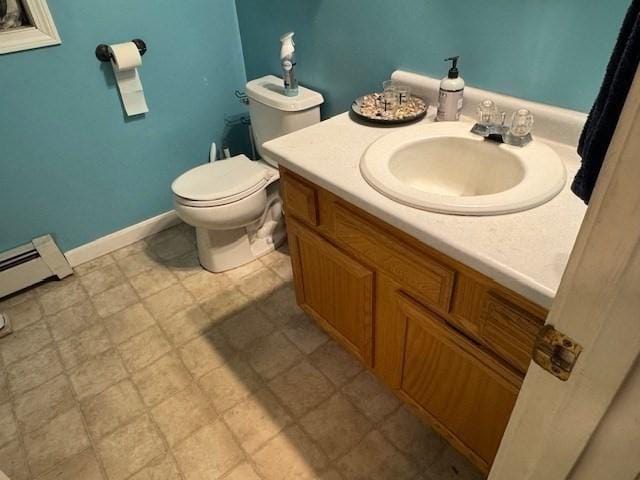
<box><xmin>0</xmin><ymin>235</ymin><xmax>73</xmax><ymax>299</ymax></box>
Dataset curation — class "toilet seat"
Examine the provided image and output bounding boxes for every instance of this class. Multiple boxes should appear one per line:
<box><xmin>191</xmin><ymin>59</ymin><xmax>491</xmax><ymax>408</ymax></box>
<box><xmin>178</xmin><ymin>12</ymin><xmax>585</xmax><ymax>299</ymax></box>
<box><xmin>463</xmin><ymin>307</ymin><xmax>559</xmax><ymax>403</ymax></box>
<box><xmin>172</xmin><ymin>155</ymin><xmax>276</xmax><ymax>208</ymax></box>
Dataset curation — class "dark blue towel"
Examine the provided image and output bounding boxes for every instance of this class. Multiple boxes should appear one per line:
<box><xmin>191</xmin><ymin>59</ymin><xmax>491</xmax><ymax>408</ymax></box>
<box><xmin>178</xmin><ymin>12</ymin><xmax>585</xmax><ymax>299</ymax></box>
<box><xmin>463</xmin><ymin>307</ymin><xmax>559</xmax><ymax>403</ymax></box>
<box><xmin>572</xmin><ymin>0</ymin><xmax>640</xmax><ymax>204</ymax></box>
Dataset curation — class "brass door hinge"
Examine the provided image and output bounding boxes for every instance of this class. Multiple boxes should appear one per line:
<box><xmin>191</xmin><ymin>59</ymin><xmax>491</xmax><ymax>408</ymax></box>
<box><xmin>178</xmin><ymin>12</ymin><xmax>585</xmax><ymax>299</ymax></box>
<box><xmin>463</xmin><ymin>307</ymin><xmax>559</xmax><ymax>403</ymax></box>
<box><xmin>533</xmin><ymin>325</ymin><xmax>582</xmax><ymax>381</ymax></box>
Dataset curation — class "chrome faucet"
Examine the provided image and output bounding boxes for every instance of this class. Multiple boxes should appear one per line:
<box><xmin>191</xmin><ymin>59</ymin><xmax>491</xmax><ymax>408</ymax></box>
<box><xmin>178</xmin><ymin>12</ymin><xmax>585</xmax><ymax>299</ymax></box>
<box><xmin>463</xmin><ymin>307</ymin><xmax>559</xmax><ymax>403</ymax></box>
<box><xmin>471</xmin><ymin>100</ymin><xmax>534</xmax><ymax>147</ymax></box>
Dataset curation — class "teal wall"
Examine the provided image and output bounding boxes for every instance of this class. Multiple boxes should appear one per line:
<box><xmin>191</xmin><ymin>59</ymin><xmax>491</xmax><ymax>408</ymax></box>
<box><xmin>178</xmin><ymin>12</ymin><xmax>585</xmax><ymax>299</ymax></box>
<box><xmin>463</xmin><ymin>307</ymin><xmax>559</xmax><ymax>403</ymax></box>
<box><xmin>0</xmin><ymin>0</ymin><xmax>248</xmax><ymax>252</ymax></box>
<box><xmin>235</xmin><ymin>0</ymin><xmax>629</xmax><ymax>117</ymax></box>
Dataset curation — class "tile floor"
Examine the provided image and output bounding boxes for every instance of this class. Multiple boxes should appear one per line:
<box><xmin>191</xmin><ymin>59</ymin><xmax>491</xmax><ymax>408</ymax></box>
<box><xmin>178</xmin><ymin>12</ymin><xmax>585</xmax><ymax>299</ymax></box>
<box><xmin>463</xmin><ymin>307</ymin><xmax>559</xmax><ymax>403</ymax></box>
<box><xmin>0</xmin><ymin>223</ymin><xmax>483</xmax><ymax>480</ymax></box>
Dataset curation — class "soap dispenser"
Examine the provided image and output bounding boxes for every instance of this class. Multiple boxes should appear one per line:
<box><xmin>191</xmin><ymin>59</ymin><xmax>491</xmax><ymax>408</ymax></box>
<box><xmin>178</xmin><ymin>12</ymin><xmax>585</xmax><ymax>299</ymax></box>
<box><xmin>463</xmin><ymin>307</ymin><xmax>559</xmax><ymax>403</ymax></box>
<box><xmin>280</xmin><ymin>32</ymin><xmax>299</xmax><ymax>97</ymax></box>
<box><xmin>437</xmin><ymin>56</ymin><xmax>465</xmax><ymax>121</ymax></box>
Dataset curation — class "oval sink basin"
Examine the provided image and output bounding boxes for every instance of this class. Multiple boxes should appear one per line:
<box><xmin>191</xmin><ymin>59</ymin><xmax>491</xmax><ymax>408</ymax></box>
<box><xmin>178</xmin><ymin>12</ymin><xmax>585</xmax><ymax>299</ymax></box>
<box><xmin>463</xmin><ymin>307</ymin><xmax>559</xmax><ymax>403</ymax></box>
<box><xmin>360</xmin><ymin>122</ymin><xmax>567</xmax><ymax>215</ymax></box>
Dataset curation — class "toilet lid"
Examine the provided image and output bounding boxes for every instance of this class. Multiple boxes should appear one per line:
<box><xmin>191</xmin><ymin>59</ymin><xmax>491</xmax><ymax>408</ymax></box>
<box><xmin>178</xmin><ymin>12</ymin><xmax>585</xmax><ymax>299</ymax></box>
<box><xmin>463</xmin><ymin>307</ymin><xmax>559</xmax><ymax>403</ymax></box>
<box><xmin>172</xmin><ymin>155</ymin><xmax>274</xmax><ymax>203</ymax></box>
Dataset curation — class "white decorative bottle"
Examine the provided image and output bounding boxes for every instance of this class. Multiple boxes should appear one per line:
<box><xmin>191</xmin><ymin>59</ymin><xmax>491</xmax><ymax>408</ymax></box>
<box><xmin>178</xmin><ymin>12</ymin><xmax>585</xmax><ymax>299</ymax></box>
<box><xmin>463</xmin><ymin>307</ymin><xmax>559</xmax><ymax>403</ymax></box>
<box><xmin>437</xmin><ymin>56</ymin><xmax>465</xmax><ymax>122</ymax></box>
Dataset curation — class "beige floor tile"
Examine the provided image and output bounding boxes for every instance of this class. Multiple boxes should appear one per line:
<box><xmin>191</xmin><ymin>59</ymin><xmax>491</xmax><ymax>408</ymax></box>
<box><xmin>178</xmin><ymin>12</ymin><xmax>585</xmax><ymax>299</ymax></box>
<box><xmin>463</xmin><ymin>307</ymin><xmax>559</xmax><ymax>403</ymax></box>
<box><xmin>74</xmin><ymin>253</ymin><xmax>115</xmax><ymax>276</ymax></box>
<box><xmin>38</xmin><ymin>280</ymin><xmax>88</xmax><ymax>315</ymax></box>
<box><xmin>92</xmin><ymin>283</ymin><xmax>139</xmax><ymax>318</ymax></box>
<box><xmin>178</xmin><ymin>330</ymin><xmax>235</xmax><ymax>378</ymax></box>
<box><xmin>309</xmin><ymin>341</ymin><xmax>363</xmax><ymax>387</ymax></box>
<box><xmin>236</xmin><ymin>268</ymin><xmax>283</xmax><ymax>300</ymax></box>
<box><xmin>0</xmin><ymin>439</ymin><xmax>30</xmax><ymax>480</ymax></box>
<box><xmin>151</xmin><ymin>383</ymin><xmax>216</xmax><ymax>446</ymax></box>
<box><xmin>81</xmin><ymin>380</ymin><xmax>145</xmax><ymax>440</ymax></box>
<box><xmin>158</xmin><ymin>305</ymin><xmax>214</xmax><ymax>346</ymax></box>
<box><xmin>198</xmin><ymin>356</ymin><xmax>262</xmax><ymax>413</ymax></box>
<box><xmin>224</xmin><ymin>260</ymin><xmax>264</xmax><ymax>283</ymax></box>
<box><xmin>425</xmin><ymin>446</ymin><xmax>484</xmax><ymax>480</ymax></box>
<box><xmin>130</xmin><ymin>267</ymin><xmax>178</xmax><ymax>299</ymax></box>
<box><xmin>2</xmin><ymin>297</ymin><xmax>42</xmax><ymax>331</ymax></box>
<box><xmin>128</xmin><ymin>453</ymin><xmax>181</xmax><ymax>480</ymax></box>
<box><xmin>0</xmin><ymin>289</ymin><xmax>35</xmax><ymax>309</ymax></box>
<box><xmin>219</xmin><ymin>307</ymin><xmax>274</xmax><ymax>350</ymax></box>
<box><xmin>117</xmin><ymin>250</ymin><xmax>161</xmax><ymax>278</ymax></box>
<box><xmin>300</xmin><ymin>393</ymin><xmax>371</xmax><ymax>460</ymax></box>
<box><xmin>199</xmin><ymin>287</ymin><xmax>251</xmax><ymax>324</ymax></box>
<box><xmin>0</xmin><ymin>321</ymin><xmax>52</xmax><ymax>365</ymax></box>
<box><xmin>13</xmin><ymin>375</ymin><xmax>75</xmax><ymax>434</ymax></box>
<box><xmin>222</xmin><ymin>462</ymin><xmax>260</xmax><ymax>480</ymax></box>
<box><xmin>118</xmin><ymin>326</ymin><xmax>172</xmax><ymax>372</ymax></box>
<box><xmin>144</xmin><ymin>284</ymin><xmax>195</xmax><ymax>321</ymax></box>
<box><xmin>0</xmin><ymin>377</ymin><xmax>9</xmax><ymax>405</ymax></box>
<box><xmin>268</xmin><ymin>361</ymin><xmax>334</xmax><ymax>418</ymax></box>
<box><xmin>256</xmin><ymin>285</ymin><xmax>303</xmax><ymax>327</ymax></box>
<box><xmin>97</xmin><ymin>415</ymin><xmax>165</xmax><ymax>480</ymax></box>
<box><xmin>342</xmin><ymin>371</ymin><xmax>400</xmax><ymax>424</ymax></box>
<box><xmin>132</xmin><ymin>354</ymin><xmax>192</xmax><ymax>407</ymax></box>
<box><xmin>247</xmin><ymin>332</ymin><xmax>303</xmax><ymax>380</ymax></box>
<box><xmin>35</xmin><ymin>448</ymin><xmax>103</xmax><ymax>480</ymax></box>
<box><xmin>112</xmin><ymin>240</ymin><xmax>147</xmax><ymax>262</ymax></box>
<box><xmin>223</xmin><ymin>388</ymin><xmax>291</xmax><ymax>454</ymax></box>
<box><xmin>174</xmin><ymin>421</ymin><xmax>243</xmax><ymax>480</ymax></box>
<box><xmin>162</xmin><ymin>249</ymin><xmax>202</xmax><ymax>280</ymax></box>
<box><xmin>80</xmin><ymin>264</ymin><xmax>125</xmax><ymax>297</ymax></box>
<box><xmin>57</xmin><ymin>324</ymin><xmax>112</xmax><ymax>370</ymax></box>
<box><xmin>181</xmin><ymin>270</ymin><xmax>229</xmax><ymax>302</ymax></box>
<box><xmin>259</xmin><ymin>244</ymin><xmax>289</xmax><ymax>266</ymax></box>
<box><xmin>268</xmin><ymin>256</ymin><xmax>294</xmax><ymax>282</ymax></box>
<box><xmin>379</xmin><ymin>406</ymin><xmax>447</xmax><ymax>469</ymax></box>
<box><xmin>7</xmin><ymin>346</ymin><xmax>63</xmax><ymax>395</ymax></box>
<box><xmin>68</xmin><ymin>349</ymin><xmax>128</xmax><ymax>400</ymax></box>
<box><xmin>149</xmin><ymin>233</ymin><xmax>193</xmax><ymax>261</ymax></box>
<box><xmin>0</xmin><ymin>402</ymin><xmax>17</xmax><ymax>447</ymax></box>
<box><xmin>24</xmin><ymin>408</ymin><xmax>90</xmax><ymax>477</ymax></box>
<box><xmin>337</xmin><ymin>430</ymin><xmax>417</xmax><ymax>480</ymax></box>
<box><xmin>282</xmin><ymin>314</ymin><xmax>329</xmax><ymax>354</ymax></box>
<box><xmin>46</xmin><ymin>300</ymin><xmax>100</xmax><ymax>342</ymax></box>
<box><xmin>253</xmin><ymin>425</ymin><xmax>327</xmax><ymax>480</ymax></box>
<box><xmin>102</xmin><ymin>303</ymin><xmax>156</xmax><ymax>344</ymax></box>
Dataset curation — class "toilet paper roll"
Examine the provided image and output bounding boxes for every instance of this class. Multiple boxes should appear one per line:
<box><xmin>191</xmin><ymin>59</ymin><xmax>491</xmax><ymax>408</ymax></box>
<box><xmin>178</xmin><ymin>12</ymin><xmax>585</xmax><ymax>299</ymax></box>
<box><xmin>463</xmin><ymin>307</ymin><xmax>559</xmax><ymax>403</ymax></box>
<box><xmin>108</xmin><ymin>41</ymin><xmax>149</xmax><ymax>116</ymax></box>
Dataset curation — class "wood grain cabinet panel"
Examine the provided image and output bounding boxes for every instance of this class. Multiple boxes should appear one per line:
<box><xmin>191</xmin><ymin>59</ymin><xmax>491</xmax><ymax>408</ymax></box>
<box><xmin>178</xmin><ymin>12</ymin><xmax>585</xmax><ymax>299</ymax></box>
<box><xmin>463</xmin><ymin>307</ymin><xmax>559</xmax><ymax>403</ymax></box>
<box><xmin>396</xmin><ymin>294</ymin><xmax>521</xmax><ymax>472</ymax></box>
<box><xmin>332</xmin><ymin>204</ymin><xmax>455</xmax><ymax>313</ymax></box>
<box><xmin>287</xmin><ymin>218</ymin><xmax>374</xmax><ymax>365</ymax></box>
<box><xmin>281</xmin><ymin>173</ymin><xmax>319</xmax><ymax>226</ymax></box>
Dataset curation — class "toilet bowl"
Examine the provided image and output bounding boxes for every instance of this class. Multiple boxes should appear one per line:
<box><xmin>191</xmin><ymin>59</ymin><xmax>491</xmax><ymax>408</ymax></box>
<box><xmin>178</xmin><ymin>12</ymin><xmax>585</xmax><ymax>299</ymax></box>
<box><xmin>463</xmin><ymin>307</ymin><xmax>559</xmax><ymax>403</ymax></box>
<box><xmin>172</xmin><ymin>155</ymin><xmax>285</xmax><ymax>272</ymax></box>
<box><xmin>171</xmin><ymin>75</ymin><xmax>324</xmax><ymax>273</ymax></box>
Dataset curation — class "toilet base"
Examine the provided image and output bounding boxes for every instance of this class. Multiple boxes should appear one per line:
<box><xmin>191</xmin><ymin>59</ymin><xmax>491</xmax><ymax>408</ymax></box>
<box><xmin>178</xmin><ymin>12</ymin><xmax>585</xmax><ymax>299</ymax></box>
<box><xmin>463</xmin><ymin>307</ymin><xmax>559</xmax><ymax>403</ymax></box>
<box><xmin>195</xmin><ymin>194</ymin><xmax>286</xmax><ymax>273</ymax></box>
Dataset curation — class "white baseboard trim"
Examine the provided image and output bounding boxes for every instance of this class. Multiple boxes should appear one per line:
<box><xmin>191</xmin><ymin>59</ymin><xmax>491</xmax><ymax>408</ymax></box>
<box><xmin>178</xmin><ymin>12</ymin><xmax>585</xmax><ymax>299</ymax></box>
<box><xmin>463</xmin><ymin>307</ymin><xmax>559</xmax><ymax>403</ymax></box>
<box><xmin>64</xmin><ymin>210</ymin><xmax>181</xmax><ymax>267</ymax></box>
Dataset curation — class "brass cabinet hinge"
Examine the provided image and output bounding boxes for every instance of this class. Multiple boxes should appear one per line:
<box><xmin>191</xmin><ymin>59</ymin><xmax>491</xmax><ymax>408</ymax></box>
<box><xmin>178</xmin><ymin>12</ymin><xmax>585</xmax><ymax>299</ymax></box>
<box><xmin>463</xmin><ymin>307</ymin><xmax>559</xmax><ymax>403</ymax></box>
<box><xmin>532</xmin><ymin>325</ymin><xmax>583</xmax><ymax>381</ymax></box>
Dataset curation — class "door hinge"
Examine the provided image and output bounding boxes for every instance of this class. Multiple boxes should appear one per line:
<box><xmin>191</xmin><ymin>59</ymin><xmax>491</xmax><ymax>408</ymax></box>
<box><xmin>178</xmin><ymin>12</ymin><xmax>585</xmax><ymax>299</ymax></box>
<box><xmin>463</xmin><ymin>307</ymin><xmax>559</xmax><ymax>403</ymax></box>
<box><xmin>533</xmin><ymin>325</ymin><xmax>582</xmax><ymax>381</ymax></box>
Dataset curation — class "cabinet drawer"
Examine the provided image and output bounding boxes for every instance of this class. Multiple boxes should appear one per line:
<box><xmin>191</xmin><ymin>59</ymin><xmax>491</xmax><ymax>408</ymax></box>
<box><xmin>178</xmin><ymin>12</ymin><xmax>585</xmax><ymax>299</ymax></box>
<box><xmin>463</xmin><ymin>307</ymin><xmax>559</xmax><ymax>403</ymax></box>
<box><xmin>333</xmin><ymin>204</ymin><xmax>454</xmax><ymax>312</ymax></box>
<box><xmin>281</xmin><ymin>172</ymin><xmax>319</xmax><ymax>226</ymax></box>
<box><xmin>479</xmin><ymin>293</ymin><xmax>543</xmax><ymax>374</ymax></box>
<box><xmin>397</xmin><ymin>294</ymin><xmax>520</xmax><ymax>471</ymax></box>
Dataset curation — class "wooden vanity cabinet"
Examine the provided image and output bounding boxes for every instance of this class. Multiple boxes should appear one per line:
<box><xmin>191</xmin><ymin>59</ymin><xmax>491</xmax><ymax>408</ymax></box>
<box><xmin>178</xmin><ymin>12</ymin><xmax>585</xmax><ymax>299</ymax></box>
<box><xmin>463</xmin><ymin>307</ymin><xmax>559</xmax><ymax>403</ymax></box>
<box><xmin>280</xmin><ymin>168</ymin><xmax>547</xmax><ymax>473</ymax></box>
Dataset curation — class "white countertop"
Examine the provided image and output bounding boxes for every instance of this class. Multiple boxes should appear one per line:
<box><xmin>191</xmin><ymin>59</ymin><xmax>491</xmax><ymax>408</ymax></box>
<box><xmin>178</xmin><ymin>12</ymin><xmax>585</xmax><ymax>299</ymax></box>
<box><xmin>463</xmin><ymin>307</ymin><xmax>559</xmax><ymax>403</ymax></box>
<box><xmin>263</xmin><ymin>110</ymin><xmax>587</xmax><ymax>309</ymax></box>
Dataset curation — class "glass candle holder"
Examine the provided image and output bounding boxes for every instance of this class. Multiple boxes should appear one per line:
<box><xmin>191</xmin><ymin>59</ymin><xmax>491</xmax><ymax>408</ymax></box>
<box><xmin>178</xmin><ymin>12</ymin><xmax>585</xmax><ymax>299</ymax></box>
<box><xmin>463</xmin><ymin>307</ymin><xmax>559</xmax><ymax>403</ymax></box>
<box><xmin>510</xmin><ymin>109</ymin><xmax>534</xmax><ymax>137</ymax></box>
<box><xmin>396</xmin><ymin>85</ymin><xmax>411</xmax><ymax>105</ymax></box>
<box><xmin>382</xmin><ymin>80</ymin><xmax>399</xmax><ymax>113</ymax></box>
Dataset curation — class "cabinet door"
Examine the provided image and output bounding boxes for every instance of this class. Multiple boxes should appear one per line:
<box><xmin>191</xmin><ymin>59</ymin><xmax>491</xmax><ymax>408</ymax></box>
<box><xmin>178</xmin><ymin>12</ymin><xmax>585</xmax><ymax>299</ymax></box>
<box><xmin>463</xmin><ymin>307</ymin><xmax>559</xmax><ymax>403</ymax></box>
<box><xmin>287</xmin><ymin>218</ymin><xmax>374</xmax><ymax>365</ymax></box>
<box><xmin>395</xmin><ymin>293</ymin><xmax>521</xmax><ymax>472</ymax></box>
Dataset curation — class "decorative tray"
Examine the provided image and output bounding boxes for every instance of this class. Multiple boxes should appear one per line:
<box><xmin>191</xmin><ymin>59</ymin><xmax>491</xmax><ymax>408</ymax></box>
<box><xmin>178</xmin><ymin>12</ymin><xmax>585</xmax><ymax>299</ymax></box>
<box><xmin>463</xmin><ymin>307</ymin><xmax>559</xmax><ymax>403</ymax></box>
<box><xmin>351</xmin><ymin>93</ymin><xmax>428</xmax><ymax>125</ymax></box>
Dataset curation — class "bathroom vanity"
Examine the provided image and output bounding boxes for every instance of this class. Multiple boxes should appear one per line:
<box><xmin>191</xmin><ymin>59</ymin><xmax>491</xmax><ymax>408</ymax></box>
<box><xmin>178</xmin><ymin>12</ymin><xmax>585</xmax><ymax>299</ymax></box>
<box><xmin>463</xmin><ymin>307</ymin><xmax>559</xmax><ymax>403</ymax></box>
<box><xmin>263</xmin><ymin>75</ymin><xmax>587</xmax><ymax>474</ymax></box>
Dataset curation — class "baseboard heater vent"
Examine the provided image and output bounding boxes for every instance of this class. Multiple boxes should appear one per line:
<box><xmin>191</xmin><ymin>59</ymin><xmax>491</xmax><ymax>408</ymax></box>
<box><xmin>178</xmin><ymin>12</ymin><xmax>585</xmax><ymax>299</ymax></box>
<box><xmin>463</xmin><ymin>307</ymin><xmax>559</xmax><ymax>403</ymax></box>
<box><xmin>0</xmin><ymin>235</ymin><xmax>73</xmax><ymax>299</ymax></box>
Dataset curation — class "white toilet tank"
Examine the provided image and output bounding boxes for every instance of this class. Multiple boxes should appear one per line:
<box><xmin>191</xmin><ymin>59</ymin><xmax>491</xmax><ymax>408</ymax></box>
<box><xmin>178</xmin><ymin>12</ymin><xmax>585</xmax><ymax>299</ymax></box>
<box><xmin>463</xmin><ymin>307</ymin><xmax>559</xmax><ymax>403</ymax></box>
<box><xmin>246</xmin><ymin>75</ymin><xmax>324</xmax><ymax>167</ymax></box>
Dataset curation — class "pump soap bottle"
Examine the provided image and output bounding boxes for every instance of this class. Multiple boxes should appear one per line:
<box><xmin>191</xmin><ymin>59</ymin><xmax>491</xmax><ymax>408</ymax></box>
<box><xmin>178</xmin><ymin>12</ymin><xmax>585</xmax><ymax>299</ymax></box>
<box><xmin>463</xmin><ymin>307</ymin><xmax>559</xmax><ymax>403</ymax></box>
<box><xmin>280</xmin><ymin>32</ymin><xmax>299</xmax><ymax>97</ymax></box>
<box><xmin>436</xmin><ymin>56</ymin><xmax>464</xmax><ymax>121</ymax></box>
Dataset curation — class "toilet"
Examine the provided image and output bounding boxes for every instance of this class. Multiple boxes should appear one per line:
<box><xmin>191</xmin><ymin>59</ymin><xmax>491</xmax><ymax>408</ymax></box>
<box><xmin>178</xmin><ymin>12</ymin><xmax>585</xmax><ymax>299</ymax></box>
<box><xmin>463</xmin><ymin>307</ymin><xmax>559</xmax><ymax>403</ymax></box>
<box><xmin>172</xmin><ymin>75</ymin><xmax>324</xmax><ymax>273</ymax></box>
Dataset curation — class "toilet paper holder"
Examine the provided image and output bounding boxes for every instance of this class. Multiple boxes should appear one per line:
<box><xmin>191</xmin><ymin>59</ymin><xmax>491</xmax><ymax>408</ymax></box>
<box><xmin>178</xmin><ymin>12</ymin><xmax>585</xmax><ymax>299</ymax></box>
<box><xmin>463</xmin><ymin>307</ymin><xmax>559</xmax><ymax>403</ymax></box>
<box><xmin>95</xmin><ymin>39</ymin><xmax>147</xmax><ymax>62</ymax></box>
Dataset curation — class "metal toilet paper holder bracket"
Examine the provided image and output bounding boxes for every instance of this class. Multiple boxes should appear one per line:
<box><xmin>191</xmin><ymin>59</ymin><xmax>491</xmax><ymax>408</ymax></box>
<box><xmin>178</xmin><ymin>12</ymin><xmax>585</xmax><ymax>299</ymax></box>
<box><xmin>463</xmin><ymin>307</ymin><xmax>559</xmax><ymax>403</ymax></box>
<box><xmin>95</xmin><ymin>39</ymin><xmax>147</xmax><ymax>62</ymax></box>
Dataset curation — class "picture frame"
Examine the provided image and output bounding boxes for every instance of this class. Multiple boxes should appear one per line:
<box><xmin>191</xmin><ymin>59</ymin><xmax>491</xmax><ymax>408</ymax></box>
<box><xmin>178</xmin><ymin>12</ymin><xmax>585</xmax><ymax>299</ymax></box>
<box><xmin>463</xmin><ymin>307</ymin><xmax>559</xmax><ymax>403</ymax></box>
<box><xmin>0</xmin><ymin>0</ymin><xmax>60</xmax><ymax>54</ymax></box>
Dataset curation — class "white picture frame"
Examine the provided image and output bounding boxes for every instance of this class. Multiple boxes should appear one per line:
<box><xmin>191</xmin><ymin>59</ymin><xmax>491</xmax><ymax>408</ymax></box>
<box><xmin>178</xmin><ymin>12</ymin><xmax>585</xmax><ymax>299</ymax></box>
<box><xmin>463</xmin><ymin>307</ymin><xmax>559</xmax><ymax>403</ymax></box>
<box><xmin>0</xmin><ymin>0</ymin><xmax>60</xmax><ymax>54</ymax></box>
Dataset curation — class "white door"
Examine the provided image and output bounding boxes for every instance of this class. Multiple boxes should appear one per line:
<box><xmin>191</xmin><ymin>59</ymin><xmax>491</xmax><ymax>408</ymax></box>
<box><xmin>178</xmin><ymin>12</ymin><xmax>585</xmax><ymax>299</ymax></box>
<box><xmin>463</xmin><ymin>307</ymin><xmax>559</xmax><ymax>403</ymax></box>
<box><xmin>489</xmin><ymin>66</ymin><xmax>640</xmax><ymax>480</ymax></box>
